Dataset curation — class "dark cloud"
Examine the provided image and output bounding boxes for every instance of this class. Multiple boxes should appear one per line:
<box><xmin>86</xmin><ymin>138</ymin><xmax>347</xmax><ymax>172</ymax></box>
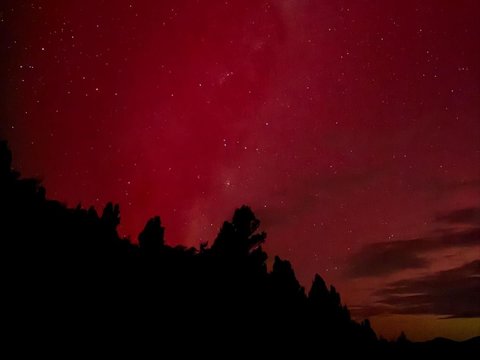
<box><xmin>348</xmin><ymin>206</ymin><xmax>480</xmax><ymax>319</ymax></box>
<box><xmin>436</xmin><ymin>207</ymin><xmax>480</xmax><ymax>226</ymax></box>
<box><xmin>345</xmin><ymin>206</ymin><xmax>480</xmax><ymax>278</ymax></box>
<box><xmin>345</xmin><ymin>227</ymin><xmax>480</xmax><ymax>278</ymax></box>
<box><xmin>345</xmin><ymin>241</ymin><xmax>429</xmax><ymax>278</ymax></box>
<box><xmin>352</xmin><ymin>261</ymin><xmax>480</xmax><ymax>318</ymax></box>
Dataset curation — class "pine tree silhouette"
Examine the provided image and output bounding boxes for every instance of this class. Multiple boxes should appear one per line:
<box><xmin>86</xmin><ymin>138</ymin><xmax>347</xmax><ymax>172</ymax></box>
<box><xmin>1</xmin><ymin>140</ymin><xmax>477</xmax><ymax>356</ymax></box>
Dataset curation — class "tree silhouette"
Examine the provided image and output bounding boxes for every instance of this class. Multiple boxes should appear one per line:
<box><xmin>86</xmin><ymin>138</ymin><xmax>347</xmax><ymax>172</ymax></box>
<box><xmin>1</xmin><ymin>140</ymin><xmax>477</xmax><ymax>356</ymax></box>
<box><xmin>211</xmin><ymin>205</ymin><xmax>266</xmax><ymax>257</ymax></box>
<box><xmin>139</xmin><ymin>216</ymin><xmax>165</xmax><ymax>253</ymax></box>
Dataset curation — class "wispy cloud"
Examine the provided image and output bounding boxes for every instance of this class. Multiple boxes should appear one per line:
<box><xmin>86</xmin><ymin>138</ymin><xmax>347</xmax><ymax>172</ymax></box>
<box><xmin>353</xmin><ymin>260</ymin><xmax>480</xmax><ymax>318</ymax></box>
<box><xmin>345</xmin><ymin>206</ymin><xmax>480</xmax><ymax>278</ymax></box>
<box><xmin>347</xmin><ymin>206</ymin><xmax>480</xmax><ymax>319</ymax></box>
<box><xmin>435</xmin><ymin>207</ymin><xmax>480</xmax><ymax>225</ymax></box>
<box><xmin>345</xmin><ymin>228</ymin><xmax>480</xmax><ymax>278</ymax></box>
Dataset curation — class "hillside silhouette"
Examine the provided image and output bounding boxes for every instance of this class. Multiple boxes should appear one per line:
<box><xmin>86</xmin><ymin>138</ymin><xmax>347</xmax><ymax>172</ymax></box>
<box><xmin>1</xmin><ymin>140</ymin><xmax>478</xmax><ymax>356</ymax></box>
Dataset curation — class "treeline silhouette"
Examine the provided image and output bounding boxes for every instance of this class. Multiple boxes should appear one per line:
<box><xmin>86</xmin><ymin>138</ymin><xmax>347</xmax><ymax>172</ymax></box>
<box><xmin>1</xmin><ymin>140</ymin><xmax>477</xmax><ymax>356</ymax></box>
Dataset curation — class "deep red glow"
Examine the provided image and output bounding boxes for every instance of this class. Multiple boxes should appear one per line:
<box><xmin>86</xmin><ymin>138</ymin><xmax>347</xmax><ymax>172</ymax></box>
<box><xmin>1</xmin><ymin>0</ymin><xmax>479</xmax><ymax>340</ymax></box>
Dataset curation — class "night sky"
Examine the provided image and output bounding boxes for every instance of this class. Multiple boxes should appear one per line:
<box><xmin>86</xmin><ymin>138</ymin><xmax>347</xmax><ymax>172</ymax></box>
<box><xmin>1</xmin><ymin>1</ymin><xmax>479</xmax><ymax>340</ymax></box>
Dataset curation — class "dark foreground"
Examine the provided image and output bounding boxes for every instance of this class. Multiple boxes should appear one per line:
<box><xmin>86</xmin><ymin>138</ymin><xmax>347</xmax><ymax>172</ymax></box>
<box><xmin>1</xmin><ymin>141</ymin><xmax>478</xmax><ymax>356</ymax></box>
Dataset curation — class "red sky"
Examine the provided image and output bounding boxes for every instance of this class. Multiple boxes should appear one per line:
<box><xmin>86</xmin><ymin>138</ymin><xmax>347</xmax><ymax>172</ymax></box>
<box><xmin>1</xmin><ymin>0</ymin><xmax>479</xmax><ymax>340</ymax></box>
